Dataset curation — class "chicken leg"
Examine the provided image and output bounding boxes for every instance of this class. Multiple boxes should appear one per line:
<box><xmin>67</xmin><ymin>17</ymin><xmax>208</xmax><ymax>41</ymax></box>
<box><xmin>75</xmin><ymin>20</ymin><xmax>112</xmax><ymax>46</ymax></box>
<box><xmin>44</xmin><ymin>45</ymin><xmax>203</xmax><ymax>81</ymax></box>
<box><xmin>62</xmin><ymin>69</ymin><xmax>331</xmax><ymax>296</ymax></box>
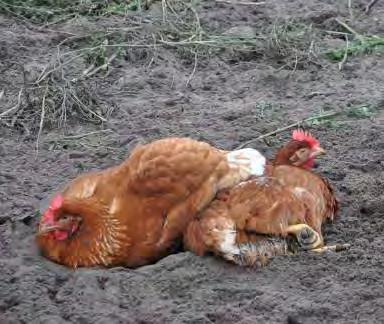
<box><xmin>281</xmin><ymin>224</ymin><xmax>350</xmax><ymax>254</ymax></box>
<box><xmin>184</xmin><ymin>215</ymin><xmax>349</xmax><ymax>267</ymax></box>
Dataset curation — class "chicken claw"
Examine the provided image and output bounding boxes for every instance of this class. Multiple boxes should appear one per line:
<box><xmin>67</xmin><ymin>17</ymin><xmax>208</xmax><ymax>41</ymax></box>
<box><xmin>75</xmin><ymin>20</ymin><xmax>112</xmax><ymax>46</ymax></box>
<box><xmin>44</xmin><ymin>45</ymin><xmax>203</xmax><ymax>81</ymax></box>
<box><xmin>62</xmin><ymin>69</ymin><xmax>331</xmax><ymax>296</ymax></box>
<box><xmin>286</xmin><ymin>224</ymin><xmax>323</xmax><ymax>250</ymax></box>
<box><xmin>311</xmin><ymin>243</ymin><xmax>351</xmax><ymax>253</ymax></box>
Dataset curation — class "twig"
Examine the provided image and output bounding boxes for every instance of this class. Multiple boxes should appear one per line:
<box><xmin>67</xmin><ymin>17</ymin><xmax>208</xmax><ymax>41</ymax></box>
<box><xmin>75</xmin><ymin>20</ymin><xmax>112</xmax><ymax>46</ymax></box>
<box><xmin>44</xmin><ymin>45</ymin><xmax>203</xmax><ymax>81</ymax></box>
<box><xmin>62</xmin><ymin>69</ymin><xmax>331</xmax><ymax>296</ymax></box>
<box><xmin>365</xmin><ymin>0</ymin><xmax>380</xmax><ymax>14</ymax></box>
<box><xmin>338</xmin><ymin>35</ymin><xmax>349</xmax><ymax>70</ymax></box>
<box><xmin>68</xmin><ymin>90</ymin><xmax>107</xmax><ymax>122</ymax></box>
<box><xmin>57</xmin><ymin>28</ymin><xmax>133</xmax><ymax>48</ymax></box>
<box><xmin>186</xmin><ymin>1</ymin><xmax>202</xmax><ymax>35</ymax></box>
<box><xmin>334</xmin><ymin>18</ymin><xmax>364</xmax><ymax>42</ymax></box>
<box><xmin>59</xmin><ymin>129</ymin><xmax>113</xmax><ymax>140</ymax></box>
<box><xmin>80</xmin><ymin>64</ymin><xmax>96</xmax><ymax>78</ymax></box>
<box><xmin>58</xmin><ymin>33</ymin><xmax>93</xmax><ymax>47</ymax></box>
<box><xmin>291</xmin><ymin>53</ymin><xmax>298</xmax><ymax>74</ymax></box>
<box><xmin>35</xmin><ymin>85</ymin><xmax>49</xmax><ymax>156</ymax></box>
<box><xmin>59</xmin><ymin>86</ymin><xmax>67</xmax><ymax>127</ymax></box>
<box><xmin>325</xmin><ymin>30</ymin><xmax>351</xmax><ymax>36</ymax></box>
<box><xmin>348</xmin><ymin>0</ymin><xmax>353</xmax><ymax>19</ymax></box>
<box><xmin>35</xmin><ymin>53</ymin><xmax>86</xmax><ymax>85</ymax></box>
<box><xmin>0</xmin><ymin>88</ymin><xmax>23</xmax><ymax>118</ymax></box>
<box><xmin>236</xmin><ymin>111</ymin><xmax>340</xmax><ymax>149</ymax></box>
<box><xmin>62</xmin><ymin>43</ymin><xmax>155</xmax><ymax>57</ymax></box>
<box><xmin>33</xmin><ymin>27</ymin><xmax>77</xmax><ymax>36</ymax></box>
<box><xmin>161</xmin><ymin>0</ymin><xmax>167</xmax><ymax>24</ymax></box>
<box><xmin>59</xmin><ymin>36</ymin><xmax>264</xmax><ymax>58</ymax></box>
<box><xmin>38</xmin><ymin>13</ymin><xmax>77</xmax><ymax>29</ymax></box>
<box><xmin>74</xmin><ymin>51</ymin><xmax>119</xmax><ymax>82</ymax></box>
<box><xmin>186</xmin><ymin>51</ymin><xmax>198</xmax><ymax>87</ymax></box>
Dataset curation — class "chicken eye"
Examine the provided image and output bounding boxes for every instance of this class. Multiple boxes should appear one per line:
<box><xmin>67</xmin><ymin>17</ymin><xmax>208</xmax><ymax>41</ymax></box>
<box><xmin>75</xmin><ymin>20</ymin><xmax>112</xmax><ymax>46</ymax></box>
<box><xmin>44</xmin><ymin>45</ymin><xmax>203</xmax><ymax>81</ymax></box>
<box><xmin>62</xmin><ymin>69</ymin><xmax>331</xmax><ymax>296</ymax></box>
<box><xmin>60</xmin><ymin>215</ymin><xmax>70</xmax><ymax>221</ymax></box>
<box><xmin>297</xmin><ymin>148</ymin><xmax>309</xmax><ymax>156</ymax></box>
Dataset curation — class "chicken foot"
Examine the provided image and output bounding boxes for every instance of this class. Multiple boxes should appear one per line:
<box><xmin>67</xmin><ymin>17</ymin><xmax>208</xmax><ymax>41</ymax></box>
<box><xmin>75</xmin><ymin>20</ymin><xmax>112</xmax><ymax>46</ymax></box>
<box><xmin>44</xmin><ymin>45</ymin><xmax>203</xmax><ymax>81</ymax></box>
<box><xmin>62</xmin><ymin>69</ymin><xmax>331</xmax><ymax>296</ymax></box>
<box><xmin>285</xmin><ymin>223</ymin><xmax>323</xmax><ymax>250</ymax></box>
<box><xmin>286</xmin><ymin>224</ymin><xmax>351</xmax><ymax>253</ymax></box>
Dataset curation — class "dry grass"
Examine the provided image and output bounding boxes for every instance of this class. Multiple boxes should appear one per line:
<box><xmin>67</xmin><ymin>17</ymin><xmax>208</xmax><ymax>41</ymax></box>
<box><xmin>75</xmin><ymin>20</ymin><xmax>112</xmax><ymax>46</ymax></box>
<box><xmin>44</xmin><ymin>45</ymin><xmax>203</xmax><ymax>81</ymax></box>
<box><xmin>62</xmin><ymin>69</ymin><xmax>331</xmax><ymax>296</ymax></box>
<box><xmin>0</xmin><ymin>0</ymin><xmax>381</xmax><ymax>137</ymax></box>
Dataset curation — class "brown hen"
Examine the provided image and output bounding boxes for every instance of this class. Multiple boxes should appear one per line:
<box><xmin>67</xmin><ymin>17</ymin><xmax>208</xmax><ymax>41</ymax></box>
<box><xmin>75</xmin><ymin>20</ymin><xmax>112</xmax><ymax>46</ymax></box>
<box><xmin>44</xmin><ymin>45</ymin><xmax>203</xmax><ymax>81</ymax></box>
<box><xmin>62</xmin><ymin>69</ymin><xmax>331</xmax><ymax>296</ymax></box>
<box><xmin>184</xmin><ymin>130</ymin><xmax>342</xmax><ymax>266</ymax></box>
<box><xmin>36</xmin><ymin>137</ymin><xmax>267</xmax><ymax>268</ymax></box>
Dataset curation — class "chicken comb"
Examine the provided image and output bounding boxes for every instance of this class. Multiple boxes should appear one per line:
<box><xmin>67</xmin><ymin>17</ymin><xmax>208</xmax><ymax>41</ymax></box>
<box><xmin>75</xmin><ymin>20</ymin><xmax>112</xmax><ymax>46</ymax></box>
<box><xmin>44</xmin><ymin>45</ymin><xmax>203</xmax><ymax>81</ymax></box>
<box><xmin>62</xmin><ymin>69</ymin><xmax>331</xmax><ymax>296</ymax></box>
<box><xmin>50</xmin><ymin>194</ymin><xmax>63</xmax><ymax>211</ymax></box>
<box><xmin>41</xmin><ymin>194</ymin><xmax>63</xmax><ymax>223</ymax></box>
<box><xmin>292</xmin><ymin>129</ymin><xmax>319</xmax><ymax>148</ymax></box>
<box><xmin>42</xmin><ymin>209</ymin><xmax>54</xmax><ymax>223</ymax></box>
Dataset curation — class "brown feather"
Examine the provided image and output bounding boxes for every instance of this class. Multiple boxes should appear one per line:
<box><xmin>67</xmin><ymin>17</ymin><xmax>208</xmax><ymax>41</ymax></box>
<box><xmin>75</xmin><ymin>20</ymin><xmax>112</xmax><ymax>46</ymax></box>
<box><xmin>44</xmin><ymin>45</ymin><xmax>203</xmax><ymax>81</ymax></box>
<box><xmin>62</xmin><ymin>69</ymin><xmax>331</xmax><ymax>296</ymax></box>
<box><xmin>37</xmin><ymin>137</ymin><xmax>237</xmax><ymax>268</ymax></box>
<box><xmin>184</xmin><ymin>147</ymin><xmax>339</xmax><ymax>262</ymax></box>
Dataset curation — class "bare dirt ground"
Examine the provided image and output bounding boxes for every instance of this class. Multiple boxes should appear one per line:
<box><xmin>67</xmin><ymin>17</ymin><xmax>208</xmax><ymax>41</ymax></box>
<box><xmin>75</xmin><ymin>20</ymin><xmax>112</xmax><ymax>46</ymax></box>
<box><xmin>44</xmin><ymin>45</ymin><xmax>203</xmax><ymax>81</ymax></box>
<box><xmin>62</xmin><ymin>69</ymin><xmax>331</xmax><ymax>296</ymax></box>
<box><xmin>0</xmin><ymin>0</ymin><xmax>384</xmax><ymax>323</ymax></box>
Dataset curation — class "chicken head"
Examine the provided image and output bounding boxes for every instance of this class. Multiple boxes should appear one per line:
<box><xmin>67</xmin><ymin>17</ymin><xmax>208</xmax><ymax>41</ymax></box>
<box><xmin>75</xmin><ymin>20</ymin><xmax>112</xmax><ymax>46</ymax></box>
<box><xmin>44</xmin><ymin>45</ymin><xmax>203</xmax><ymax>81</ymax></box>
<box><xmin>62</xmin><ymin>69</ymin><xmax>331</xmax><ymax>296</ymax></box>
<box><xmin>274</xmin><ymin>129</ymin><xmax>326</xmax><ymax>169</ymax></box>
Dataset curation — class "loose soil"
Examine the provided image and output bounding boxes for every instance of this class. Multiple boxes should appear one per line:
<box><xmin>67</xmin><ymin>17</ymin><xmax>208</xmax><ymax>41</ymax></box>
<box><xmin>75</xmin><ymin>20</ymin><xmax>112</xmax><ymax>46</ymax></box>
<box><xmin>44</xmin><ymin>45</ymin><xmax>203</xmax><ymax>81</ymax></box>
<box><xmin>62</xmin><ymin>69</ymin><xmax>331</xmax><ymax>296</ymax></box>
<box><xmin>0</xmin><ymin>0</ymin><xmax>383</xmax><ymax>323</ymax></box>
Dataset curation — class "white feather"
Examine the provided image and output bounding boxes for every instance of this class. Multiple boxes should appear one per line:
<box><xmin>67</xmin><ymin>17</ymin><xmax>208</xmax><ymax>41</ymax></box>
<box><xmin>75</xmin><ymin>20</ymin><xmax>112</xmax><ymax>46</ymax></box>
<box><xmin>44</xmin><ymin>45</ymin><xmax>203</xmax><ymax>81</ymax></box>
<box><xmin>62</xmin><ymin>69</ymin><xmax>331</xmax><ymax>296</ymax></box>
<box><xmin>227</xmin><ymin>148</ymin><xmax>266</xmax><ymax>177</ymax></box>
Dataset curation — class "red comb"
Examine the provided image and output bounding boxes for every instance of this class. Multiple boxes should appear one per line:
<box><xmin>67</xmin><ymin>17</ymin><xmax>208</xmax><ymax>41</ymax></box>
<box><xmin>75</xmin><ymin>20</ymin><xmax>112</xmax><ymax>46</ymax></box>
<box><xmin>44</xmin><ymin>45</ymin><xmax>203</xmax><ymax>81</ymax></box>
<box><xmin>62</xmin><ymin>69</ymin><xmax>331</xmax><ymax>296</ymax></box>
<box><xmin>41</xmin><ymin>194</ymin><xmax>63</xmax><ymax>225</ymax></box>
<box><xmin>42</xmin><ymin>209</ymin><xmax>54</xmax><ymax>223</ymax></box>
<box><xmin>292</xmin><ymin>129</ymin><xmax>319</xmax><ymax>147</ymax></box>
<box><xmin>50</xmin><ymin>194</ymin><xmax>63</xmax><ymax>211</ymax></box>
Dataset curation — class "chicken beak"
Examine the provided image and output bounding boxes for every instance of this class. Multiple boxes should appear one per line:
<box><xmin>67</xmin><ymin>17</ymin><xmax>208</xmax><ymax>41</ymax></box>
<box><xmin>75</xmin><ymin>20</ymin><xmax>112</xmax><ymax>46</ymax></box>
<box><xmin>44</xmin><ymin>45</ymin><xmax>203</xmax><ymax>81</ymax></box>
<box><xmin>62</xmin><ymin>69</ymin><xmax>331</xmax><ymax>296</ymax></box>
<box><xmin>38</xmin><ymin>222</ymin><xmax>61</xmax><ymax>235</ymax></box>
<box><xmin>310</xmin><ymin>146</ymin><xmax>326</xmax><ymax>158</ymax></box>
<box><xmin>38</xmin><ymin>217</ymin><xmax>79</xmax><ymax>236</ymax></box>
